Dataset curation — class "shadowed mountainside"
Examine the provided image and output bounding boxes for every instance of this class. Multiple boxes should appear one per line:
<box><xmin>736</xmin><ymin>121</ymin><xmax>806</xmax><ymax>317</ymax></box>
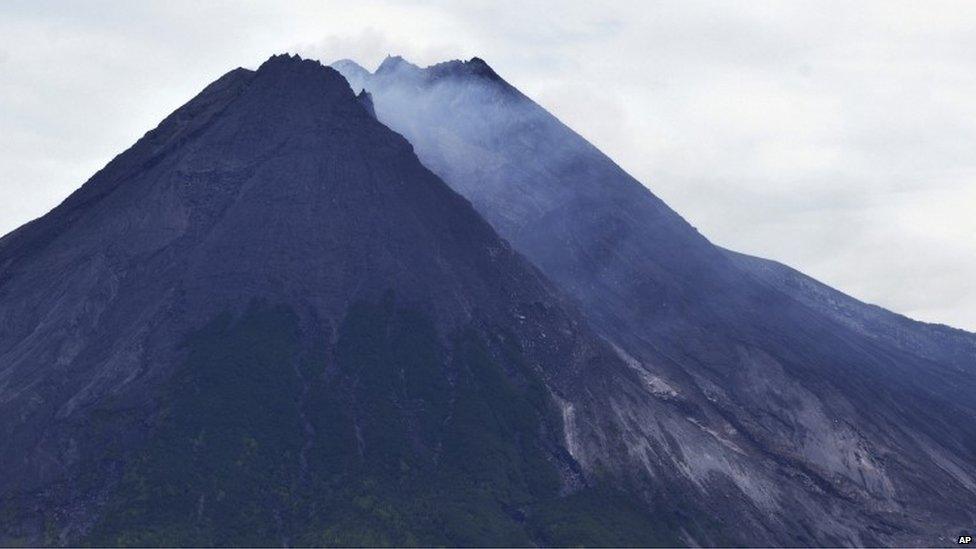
<box><xmin>0</xmin><ymin>50</ymin><xmax>973</xmax><ymax>546</ymax></box>
<box><xmin>0</xmin><ymin>54</ymin><xmax>682</xmax><ymax>546</ymax></box>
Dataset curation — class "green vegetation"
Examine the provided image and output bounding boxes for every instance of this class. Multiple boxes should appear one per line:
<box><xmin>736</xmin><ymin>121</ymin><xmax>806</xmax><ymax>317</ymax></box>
<box><xmin>86</xmin><ymin>297</ymin><xmax>676</xmax><ymax>547</ymax></box>
<box><xmin>87</xmin><ymin>305</ymin><xmax>305</xmax><ymax>546</ymax></box>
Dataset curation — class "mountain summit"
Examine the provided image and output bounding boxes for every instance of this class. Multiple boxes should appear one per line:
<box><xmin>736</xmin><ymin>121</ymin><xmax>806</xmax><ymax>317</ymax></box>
<box><xmin>1</xmin><ymin>50</ymin><xmax>973</xmax><ymax>546</ymax></box>
<box><xmin>335</xmin><ymin>54</ymin><xmax>976</xmax><ymax>546</ymax></box>
<box><xmin>0</xmin><ymin>54</ymin><xmax>662</xmax><ymax>546</ymax></box>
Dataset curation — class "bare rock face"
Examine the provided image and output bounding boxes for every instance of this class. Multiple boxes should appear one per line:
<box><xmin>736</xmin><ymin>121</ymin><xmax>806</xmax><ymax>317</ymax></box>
<box><xmin>335</xmin><ymin>56</ymin><xmax>976</xmax><ymax>546</ymax></box>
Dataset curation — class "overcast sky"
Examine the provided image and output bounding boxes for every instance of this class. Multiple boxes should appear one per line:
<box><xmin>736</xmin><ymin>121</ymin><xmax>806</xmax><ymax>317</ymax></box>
<box><xmin>2</xmin><ymin>1</ymin><xmax>974</xmax><ymax>330</ymax></box>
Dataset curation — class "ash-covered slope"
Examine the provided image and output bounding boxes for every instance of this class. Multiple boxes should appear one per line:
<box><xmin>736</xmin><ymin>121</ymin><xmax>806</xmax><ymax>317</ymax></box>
<box><xmin>726</xmin><ymin>249</ymin><xmax>976</xmax><ymax>370</ymax></box>
<box><xmin>0</xmin><ymin>54</ymin><xmax>676</xmax><ymax>546</ymax></box>
<box><xmin>335</xmin><ymin>55</ymin><xmax>976</xmax><ymax>545</ymax></box>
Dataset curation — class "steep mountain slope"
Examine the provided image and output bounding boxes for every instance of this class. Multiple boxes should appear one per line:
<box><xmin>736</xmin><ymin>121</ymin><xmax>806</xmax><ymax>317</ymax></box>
<box><xmin>335</xmin><ymin>55</ymin><xmax>976</xmax><ymax>545</ymax></box>
<box><xmin>0</xmin><ymin>54</ymin><xmax>679</xmax><ymax>546</ymax></box>
<box><xmin>726</xmin><ymin>249</ymin><xmax>976</xmax><ymax>370</ymax></box>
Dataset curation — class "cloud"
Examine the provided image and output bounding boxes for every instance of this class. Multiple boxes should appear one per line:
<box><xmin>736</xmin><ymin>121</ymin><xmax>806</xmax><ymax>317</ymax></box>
<box><xmin>293</xmin><ymin>27</ymin><xmax>461</xmax><ymax>70</ymax></box>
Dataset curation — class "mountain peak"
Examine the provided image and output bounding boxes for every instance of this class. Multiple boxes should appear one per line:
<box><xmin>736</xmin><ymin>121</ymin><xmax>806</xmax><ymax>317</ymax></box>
<box><xmin>241</xmin><ymin>53</ymin><xmax>369</xmax><ymax>121</ymax></box>
<box><xmin>436</xmin><ymin>56</ymin><xmax>502</xmax><ymax>81</ymax></box>
<box><xmin>0</xmin><ymin>54</ymin><xmax>638</xmax><ymax>546</ymax></box>
<box><xmin>331</xmin><ymin>57</ymin><xmax>366</xmax><ymax>69</ymax></box>
<box><xmin>330</xmin><ymin>58</ymin><xmax>371</xmax><ymax>92</ymax></box>
<box><xmin>331</xmin><ymin>55</ymin><xmax>510</xmax><ymax>94</ymax></box>
<box><xmin>258</xmin><ymin>52</ymin><xmax>317</xmax><ymax>69</ymax></box>
<box><xmin>255</xmin><ymin>53</ymin><xmax>342</xmax><ymax>83</ymax></box>
<box><xmin>375</xmin><ymin>54</ymin><xmax>420</xmax><ymax>75</ymax></box>
<box><xmin>331</xmin><ymin>58</ymin><xmax>369</xmax><ymax>76</ymax></box>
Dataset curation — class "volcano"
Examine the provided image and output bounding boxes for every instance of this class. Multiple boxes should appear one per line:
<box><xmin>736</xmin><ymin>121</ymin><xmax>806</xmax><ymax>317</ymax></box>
<box><xmin>2</xmin><ymin>51</ymin><xmax>974</xmax><ymax>546</ymax></box>
<box><xmin>333</xmin><ymin>55</ymin><xmax>976</xmax><ymax>546</ymax></box>
<box><xmin>0</xmin><ymin>54</ymin><xmax>662</xmax><ymax>546</ymax></box>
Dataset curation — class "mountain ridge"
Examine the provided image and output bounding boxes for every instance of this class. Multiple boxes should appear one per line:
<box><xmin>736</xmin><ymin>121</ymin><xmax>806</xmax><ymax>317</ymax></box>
<box><xmin>1</xmin><ymin>51</ymin><xmax>973</xmax><ymax>546</ymax></box>
<box><xmin>334</xmin><ymin>53</ymin><xmax>976</xmax><ymax>546</ymax></box>
<box><xmin>0</xmin><ymin>53</ymin><xmax>671</xmax><ymax>546</ymax></box>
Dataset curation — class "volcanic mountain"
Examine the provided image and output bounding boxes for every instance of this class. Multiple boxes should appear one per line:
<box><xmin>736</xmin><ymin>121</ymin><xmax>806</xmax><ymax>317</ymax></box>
<box><xmin>2</xmin><ymin>49</ymin><xmax>974</xmax><ymax>546</ymax></box>
<box><xmin>0</xmin><ymin>54</ymin><xmax>670</xmax><ymax>546</ymax></box>
<box><xmin>334</xmin><ymin>55</ymin><xmax>976</xmax><ymax>545</ymax></box>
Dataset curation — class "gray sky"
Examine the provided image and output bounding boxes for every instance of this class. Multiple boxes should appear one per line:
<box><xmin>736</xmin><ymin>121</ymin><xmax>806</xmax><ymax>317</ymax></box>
<box><xmin>2</xmin><ymin>1</ymin><xmax>974</xmax><ymax>330</ymax></box>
